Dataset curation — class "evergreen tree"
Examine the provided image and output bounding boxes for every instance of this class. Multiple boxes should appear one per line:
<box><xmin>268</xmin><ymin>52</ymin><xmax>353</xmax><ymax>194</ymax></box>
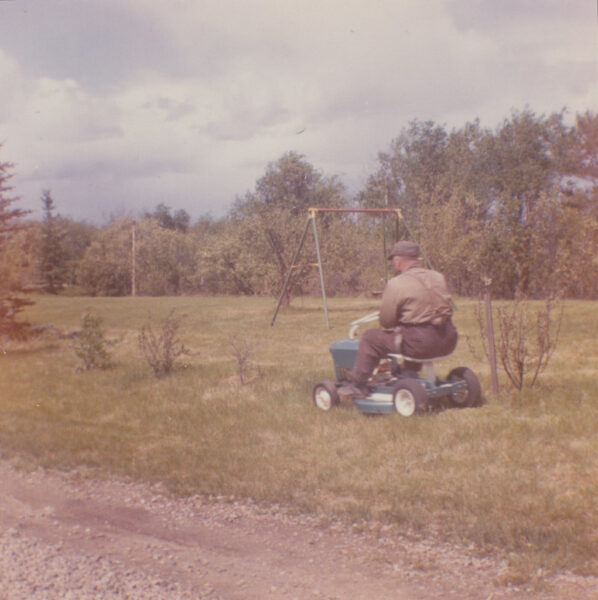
<box><xmin>0</xmin><ymin>146</ymin><xmax>33</xmax><ymax>338</ymax></box>
<box><xmin>39</xmin><ymin>190</ymin><xmax>68</xmax><ymax>293</ymax></box>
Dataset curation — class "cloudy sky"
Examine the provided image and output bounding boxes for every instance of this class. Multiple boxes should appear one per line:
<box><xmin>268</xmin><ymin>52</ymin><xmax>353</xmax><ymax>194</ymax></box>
<box><xmin>0</xmin><ymin>0</ymin><xmax>596</xmax><ymax>224</ymax></box>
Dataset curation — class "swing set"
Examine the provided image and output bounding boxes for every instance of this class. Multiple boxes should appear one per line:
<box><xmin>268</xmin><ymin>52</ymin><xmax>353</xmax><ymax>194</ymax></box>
<box><xmin>270</xmin><ymin>207</ymin><xmax>434</xmax><ymax>328</ymax></box>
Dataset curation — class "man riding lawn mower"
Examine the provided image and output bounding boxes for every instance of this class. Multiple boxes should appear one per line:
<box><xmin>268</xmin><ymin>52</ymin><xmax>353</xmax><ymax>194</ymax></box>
<box><xmin>312</xmin><ymin>241</ymin><xmax>482</xmax><ymax>416</ymax></box>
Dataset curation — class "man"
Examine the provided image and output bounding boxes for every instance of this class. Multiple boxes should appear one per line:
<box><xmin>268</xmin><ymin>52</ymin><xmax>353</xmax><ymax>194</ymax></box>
<box><xmin>339</xmin><ymin>240</ymin><xmax>458</xmax><ymax>397</ymax></box>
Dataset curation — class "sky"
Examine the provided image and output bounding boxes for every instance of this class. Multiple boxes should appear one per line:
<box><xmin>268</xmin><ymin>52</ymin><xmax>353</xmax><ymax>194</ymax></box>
<box><xmin>0</xmin><ymin>0</ymin><xmax>596</xmax><ymax>224</ymax></box>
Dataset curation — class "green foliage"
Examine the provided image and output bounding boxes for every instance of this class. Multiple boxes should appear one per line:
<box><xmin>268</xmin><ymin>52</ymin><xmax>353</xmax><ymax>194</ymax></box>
<box><xmin>0</xmin><ymin>295</ymin><xmax>34</xmax><ymax>339</ymax></box>
<box><xmin>230</xmin><ymin>152</ymin><xmax>347</xmax><ymax>303</ymax></box>
<box><xmin>39</xmin><ymin>190</ymin><xmax>69</xmax><ymax>293</ymax></box>
<box><xmin>572</xmin><ymin>110</ymin><xmax>598</xmax><ymax>178</ymax></box>
<box><xmin>364</xmin><ymin>109</ymin><xmax>598</xmax><ymax>299</ymax></box>
<box><xmin>0</xmin><ymin>226</ymin><xmax>39</xmax><ymax>295</ymax></box>
<box><xmin>73</xmin><ymin>312</ymin><xmax>114</xmax><ymax>370</ymax></box>
<box><xmin>77</xmin><ymin>217</ymin><xmax>198</xmax><ymax>296</ymax></box>
<box><xmin>3</xmin><ymin>110</ymin><xmax>598</xmax><ymax>302</ymax></box>
<box><xmin>194</xmin><ymin>218</ymin><xmax>266</xmax><ymax>295</ymax></box>
<box><xmin>145</xmin><ymin>202</ymin><xmax>191</xmax><ymax>232</ymax></box>
<box><xmin>76</xmin><ymin>218</ymin><xmax>134</xmax><ymax>296</ymax></box>
<box><xmin>56</xmin><ymin>217</ymin><xmax>97</xmax><ymax>286</ymax></box>
<box><xmin>138</xmin><ymin>310</ymin><xmax>190</xmax><ymax>377</ymax></box>
<box><xmin>0</xmin><ymin>146</ymin><xmax>33</xmax><ymax>339</ymax></box>
<box><xmin>526</xmin><ymin>189</ymin><xmax>598</xmax><ymax>298</ymax></box>
<box><xmin>0</xmin><ymin>149</ymin><xmax>29</xmax><ymax>240</ymax></box>
<box><xmin>135</xmin><ymin>220</ymin><xmax>197</xmax><ymax>295</ymax></box>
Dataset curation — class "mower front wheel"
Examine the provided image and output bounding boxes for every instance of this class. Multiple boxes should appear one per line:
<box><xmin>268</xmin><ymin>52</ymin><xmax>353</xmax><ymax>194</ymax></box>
<box><xmin>392</xmin><ymin>379</ymin><xmax>428</xmax><ymax>417</ymax></box>
<box><xmin>313</xmin><ymin>381</ymin><xmax>340</xmax><ymax>411</ymax></box>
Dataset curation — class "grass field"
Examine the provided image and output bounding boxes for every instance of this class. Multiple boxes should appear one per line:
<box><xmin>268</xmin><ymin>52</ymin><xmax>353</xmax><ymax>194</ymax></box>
<box><xmin>1</xmin><ymin>294</ymin><xmax>597</xmax><ymax>584</ymax></box>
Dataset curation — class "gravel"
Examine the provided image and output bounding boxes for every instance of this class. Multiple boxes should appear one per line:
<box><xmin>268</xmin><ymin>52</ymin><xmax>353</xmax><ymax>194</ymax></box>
<box><xmin>1</xmin><ymin>460</ymin><xmax>597</xmax><ymax>600</ymax></box>
<box><xmin>0</xmin><ymin>527</ymin><xmax>217</xmax><ymax>600</ymax></box>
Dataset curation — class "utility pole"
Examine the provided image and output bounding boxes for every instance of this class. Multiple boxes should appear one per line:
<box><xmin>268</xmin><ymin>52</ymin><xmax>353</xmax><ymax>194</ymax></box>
<box><xmin>131</xmin><ymin>220</ymin><xmax>137</xmax><ymax>297</ymax></box>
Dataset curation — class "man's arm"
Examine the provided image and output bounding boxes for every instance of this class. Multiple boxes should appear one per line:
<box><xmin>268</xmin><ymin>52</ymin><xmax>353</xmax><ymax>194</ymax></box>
<box><xmin>379</xmin><ymin>278</ymin><xmax>401</xmax><ymax>329</ymax></box>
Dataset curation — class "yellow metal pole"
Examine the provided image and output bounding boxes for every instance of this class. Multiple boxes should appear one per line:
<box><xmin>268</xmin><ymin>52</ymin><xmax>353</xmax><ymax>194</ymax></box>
<box><xmin>311</xmin><ymin>209</ymin><xmax>330</xmax><ymax>328</ymax></box>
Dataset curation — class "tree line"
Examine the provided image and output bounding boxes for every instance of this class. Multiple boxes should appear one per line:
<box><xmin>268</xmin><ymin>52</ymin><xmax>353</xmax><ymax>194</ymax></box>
<box><xmin>1</xmin><ymin>108</ymin><xmax>597</xmax><ymax>330</ymax></box>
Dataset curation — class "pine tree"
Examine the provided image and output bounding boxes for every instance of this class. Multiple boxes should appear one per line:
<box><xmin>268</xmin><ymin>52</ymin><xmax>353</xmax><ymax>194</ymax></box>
<box><xmin>39</xmin><ymin>189</ymin><xmax>68</xmax><ymax>293</ymax></box>
<box><xmin>0</xmin><ymin>146</ymin><xmax>33</xmax><ymax>338</ymax></box>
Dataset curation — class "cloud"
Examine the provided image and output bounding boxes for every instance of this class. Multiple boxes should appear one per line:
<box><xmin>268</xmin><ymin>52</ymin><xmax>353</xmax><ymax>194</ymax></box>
<box><xmin>0</xmin><ymin>50</ymin><xmax>23</xmax><ymax>123</ymax></box>
<box><xmin>0</xmin><ymin>0</ymin><xmax>595</xmax><ymax>223</ymax></box>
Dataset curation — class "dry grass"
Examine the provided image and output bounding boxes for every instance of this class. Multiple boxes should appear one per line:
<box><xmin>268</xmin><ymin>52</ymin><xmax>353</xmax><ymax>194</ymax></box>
<box><xmin>1</xmin><ymin>294</ymin><xmax>597</xmax><ymax>584</ymax></box>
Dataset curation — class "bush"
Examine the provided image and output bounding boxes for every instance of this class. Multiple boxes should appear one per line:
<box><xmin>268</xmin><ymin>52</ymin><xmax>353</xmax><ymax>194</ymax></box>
<box><xmin>476</xmin><ymin>293</ymin><xmax>563</xmax><ymax>391</ymax></box>
<box><xmin>73</xmin><ymin>312</ymin><xmax>114</xmax><ymax>370</ymax></box>
<box><xmin>138</xmin><ymin>310</ymin><xmax>190</xmax><ymax>377</ymax></box>
<box><xmin>226</xmin><ymin>333</ymin><xmax>261</xmax><ymax>384</ymax></box>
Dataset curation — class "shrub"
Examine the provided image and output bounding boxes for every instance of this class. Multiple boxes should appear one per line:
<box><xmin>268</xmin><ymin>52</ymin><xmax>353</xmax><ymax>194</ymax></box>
<box><xmin>73</xmin><ymin>312</ymin><xmax>114</xmax><ymax>370</ymax></box>
<box><xmin>138</xmin><ymin>310</ymin><xmax>190</xmax><ymax>377</ymax></box>
<box><xmin>226</xmin><ymin>334</ymin><xmax>261</xmax><ymax>384</ymax></box>
<box><xmin>476</xmin><ymin>293</ymin><xmax>563</xmax><ymax>391</ymax></box>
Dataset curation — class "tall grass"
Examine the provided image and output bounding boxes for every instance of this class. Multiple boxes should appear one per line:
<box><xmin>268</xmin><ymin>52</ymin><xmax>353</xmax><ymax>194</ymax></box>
<box><xmin>1</xmin><ymin>294</ymin><xmax>597</xmax><ymax>583</ymax></box>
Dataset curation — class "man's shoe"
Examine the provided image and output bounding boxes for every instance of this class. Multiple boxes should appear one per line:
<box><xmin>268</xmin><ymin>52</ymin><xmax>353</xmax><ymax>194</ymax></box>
<box><xmin>338</xmin><ymin>381</ymin><xmax>369</xmax><ymax>398</ymax></box>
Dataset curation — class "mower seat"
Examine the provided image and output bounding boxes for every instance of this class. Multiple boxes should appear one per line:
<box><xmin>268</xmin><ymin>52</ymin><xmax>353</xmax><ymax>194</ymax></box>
<box><xmin>387</xmin><ymin>352</ymin><xmax>454</xmax><ymax>382</ymax></box>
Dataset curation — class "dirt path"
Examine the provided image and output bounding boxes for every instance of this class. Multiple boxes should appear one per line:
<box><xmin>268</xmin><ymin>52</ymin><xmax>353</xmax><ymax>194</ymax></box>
<box><xmin>0</xmin><ymin>459</ymin><xmax>595</xmax><ymax>600</ymax></box>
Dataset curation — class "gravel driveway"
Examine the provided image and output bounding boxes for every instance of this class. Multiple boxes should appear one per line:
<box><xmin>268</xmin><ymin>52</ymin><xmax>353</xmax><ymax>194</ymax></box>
<box><xmin>0</xmin><ymin>459</ymin><xmax>596</xmax><ymax>600</ymax></box>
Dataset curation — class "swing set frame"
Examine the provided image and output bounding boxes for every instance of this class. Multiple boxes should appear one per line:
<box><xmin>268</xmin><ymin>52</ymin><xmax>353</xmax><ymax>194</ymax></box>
<box><xmin>270</xmin><ymin>207</ymin><xmax>431</xmax><ymax>328</ymax></box>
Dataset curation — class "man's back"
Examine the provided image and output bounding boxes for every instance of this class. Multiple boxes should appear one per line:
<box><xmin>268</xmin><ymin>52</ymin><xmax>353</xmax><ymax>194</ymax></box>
<box><xmin>379</xmin><ymin>265</ymin><xmax>453</xmax><ymax>329</ymax></box>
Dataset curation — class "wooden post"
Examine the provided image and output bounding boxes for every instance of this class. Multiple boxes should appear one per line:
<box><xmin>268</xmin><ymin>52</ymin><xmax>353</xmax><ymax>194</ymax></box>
<box><xmin>131</xmin><ymin>220</ymin><xmax>137</xmax><ymax>297</ymax></box>
<box><xmin>484</xmin><ymin>281</ymin><xmax>499</xmax><ymax>395</ymax></box>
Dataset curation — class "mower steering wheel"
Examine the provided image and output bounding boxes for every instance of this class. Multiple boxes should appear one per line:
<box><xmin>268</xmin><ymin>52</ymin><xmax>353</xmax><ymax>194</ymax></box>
<box><xmin>349</xmin><ymin>312</ymin><xmax>380</xmax><ymax>339</ymax></box>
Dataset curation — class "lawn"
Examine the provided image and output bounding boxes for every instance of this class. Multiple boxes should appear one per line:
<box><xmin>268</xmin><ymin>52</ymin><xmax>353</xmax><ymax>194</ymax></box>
<box><xmin>1</xmin><ymin>294</ymin><xmax>597</xmax><ymax>584</ymax></box>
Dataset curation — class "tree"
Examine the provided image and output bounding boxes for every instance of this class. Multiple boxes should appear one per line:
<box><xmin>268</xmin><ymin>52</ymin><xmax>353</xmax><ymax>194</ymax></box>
<box><xmin>0</xmin><ymin>147</ymin><xmax>33</xmax><ymax>338</ymax></box>
<box><xmin>360</xmin><ymin>110</ymin><xmax>597</xmax><ymax>299</ymax></box>
<box><xmin>134</xmin><ymin>219</ymin><xmax>197</xmax><ymax>295</ymax></box>
<box><xmin>194</xmin><ymin>218</ymin><xmax>264</xmax><ymax>295</ymax></box>
<box><xmin>76</xmin><ymin>218</ymin><xmax>134</xmax><ymax>296</ymax></box>
<box><xmin>569</xmin><ymin>110</ymin><xmax>598</xmax><ymax>178</ymax></box>
<box><xmin>361</xmin><ymin>119</ymin><xmax>490</xmax><ymax>295</ymax></box>
<box><xmin>0</xmin><ymin>152</ymin><xmax>28</xmax><ymax>240</ymax></box>
<box><xmin>57</xmin><ymin>217</ymin><xmax>97</xmax><ymax>285</ymax></box>
<box><xmin>39</xmin><ymin>189</ymin><xmax>68</xmax><ymax>293</ymax></box>
<box><xmin>76</xmin><ymin>217</ymin><xmax>198</xmax><ymax>296</ymax></box>
<box><xmin>526</xmin><ymin>187</ymin><xmax>598</xmax><ymax>299</ymax></box>
<box><xmin>478</xmin><ymin>110</ymin><xmax>591</xmax><ymax>297</ymax></box>
<box><xmin>231</xmin><ymin>152</ymin><xmax>346</xmax><ymax>305</ymax></box>
<box><xmin>367</xmin><ymin>120</ymin><xmax>451</xmax><ymax>229</ymax></box>
<box><xmin>0</xmin><ymin>225</ymin><xmax>39</xmax><ymax>293</ymax></box>
<box><xmin>145</xmin><ymin>203</ymin><xmax>191</xmax><ymax>233</ymax></box>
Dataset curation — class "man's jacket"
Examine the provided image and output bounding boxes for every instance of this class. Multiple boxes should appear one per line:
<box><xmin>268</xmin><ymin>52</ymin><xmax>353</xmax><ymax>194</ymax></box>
<box><xmin>379</xmin><ymin>264</ymin><xmax>453</xmax><ymax>330</ymax></box>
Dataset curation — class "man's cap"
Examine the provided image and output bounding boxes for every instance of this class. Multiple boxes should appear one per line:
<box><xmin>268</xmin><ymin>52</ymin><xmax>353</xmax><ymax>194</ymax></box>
<box><xmin>388</xmin><ymin>240</ymin><xmax>420</xmax><ymax>259</ymax></box>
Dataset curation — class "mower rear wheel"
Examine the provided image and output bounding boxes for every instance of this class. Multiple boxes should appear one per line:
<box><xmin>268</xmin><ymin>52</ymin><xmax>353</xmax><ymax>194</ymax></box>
<box><xmin>392</xmin><ymin>379</ymin><xmax>428</xmax><ymax>417</ymax></box>
<box><xmin>313</xmin><ymin>381</ymin><xmax>340</xmax><ymax>411</ymax></box>
<box><xmin>448</xmin><ymin>367</ymin><xmax>482</xmax><ymax>408</ymax></box>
